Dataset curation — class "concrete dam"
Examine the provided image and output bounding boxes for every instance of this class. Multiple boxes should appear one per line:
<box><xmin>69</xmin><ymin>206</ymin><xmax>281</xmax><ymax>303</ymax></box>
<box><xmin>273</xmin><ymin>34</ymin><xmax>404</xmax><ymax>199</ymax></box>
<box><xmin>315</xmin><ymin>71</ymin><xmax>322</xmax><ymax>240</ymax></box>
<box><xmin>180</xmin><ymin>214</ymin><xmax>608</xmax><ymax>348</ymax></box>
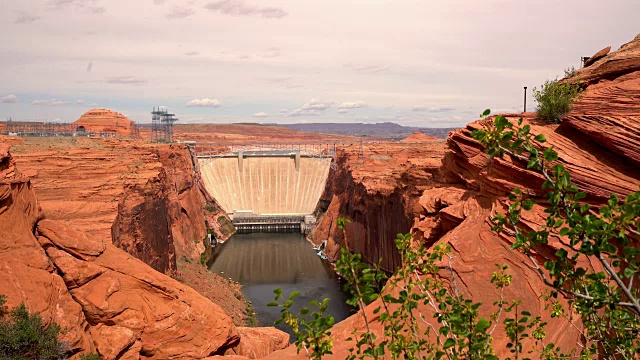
<box><xmin>198</xmin><ymin>146</ymin><xmax>335</xmax><ymax>232</ymax></box>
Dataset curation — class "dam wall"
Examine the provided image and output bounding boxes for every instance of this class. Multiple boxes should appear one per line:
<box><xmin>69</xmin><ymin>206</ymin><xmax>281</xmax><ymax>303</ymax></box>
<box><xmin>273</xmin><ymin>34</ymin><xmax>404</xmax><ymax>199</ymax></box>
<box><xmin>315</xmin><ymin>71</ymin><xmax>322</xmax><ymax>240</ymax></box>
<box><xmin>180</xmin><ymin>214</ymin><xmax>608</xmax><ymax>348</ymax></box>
<box><xmin>199</xmin><ymin>154</ymin><xmax>332</xmax><ymax>216</ymax></box>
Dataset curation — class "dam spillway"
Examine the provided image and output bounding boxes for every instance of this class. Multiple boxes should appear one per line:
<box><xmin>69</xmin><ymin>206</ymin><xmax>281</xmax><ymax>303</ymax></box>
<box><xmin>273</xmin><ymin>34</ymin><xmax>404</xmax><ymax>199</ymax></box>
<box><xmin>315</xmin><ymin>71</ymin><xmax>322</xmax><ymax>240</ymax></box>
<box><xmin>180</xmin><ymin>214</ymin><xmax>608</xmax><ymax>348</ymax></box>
<box><xmin>198</xmin><ymin>150</ymin><xmax>332</xmax><ymax>232</ymax></box>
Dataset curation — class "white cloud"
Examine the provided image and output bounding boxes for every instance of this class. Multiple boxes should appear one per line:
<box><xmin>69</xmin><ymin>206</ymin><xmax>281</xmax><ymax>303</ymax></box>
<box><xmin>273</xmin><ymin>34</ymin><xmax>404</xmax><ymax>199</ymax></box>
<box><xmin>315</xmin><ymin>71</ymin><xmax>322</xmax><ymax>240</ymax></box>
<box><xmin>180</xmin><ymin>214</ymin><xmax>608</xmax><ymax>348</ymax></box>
<box><xmin>186</xmin><ymin>98</ymin><xmax>222</xmax><ymax>107</ymax></box>
<box><xmin>76</xmin><ymin>100</ymin><xmax>84</xmax><ymax>104</ymax></box>
<box><xmin>337</xmin><ymin>109</ymin><xmax>349</xmax><ymax>114</ymax></box>
<box><xmin>412</xmin><ymin>106</ymin><xmax>455</xmax><ymax>112</ymax></box>
<box><xmin>185</xmin><ymin>51</ymin><xmax>199</xmax><ymax>56</ymax></box>
<box><xmin>284</xmin><ymin>99</ymin><xmax>333</xmax><ymax>117</ymax></box>
<box><xmin>0</xmin><ymin>95</ymin><xmax>18</xmax><ymax>104</ymax></box>
<box><xmin>253</xmin><ymin>112</ymin><xmax>268</xmax><ymax>118</ymax></box>
<box><xmin>205</xmin><ymin>0</ymin><xmax>287</xmax><ymax>18</ymax></box>
<box><xmin>338</xmin><ymin>101</ymin><xmax>367</xmax><ymax>110</ymax></box>
<box><xmin>32</xmin><ymin>99</ymin><xmax>70</xmax><ymax>106</ymax></box>
<box><xmin>289</xmin><ymin>109</ymin><xmax>322</xmax><ymax>117</ymax></box>
<box><xmin>104</xmin><ymin>76</ymin><xmax>147</xmax><ymax>85</ymax></box>
<box><xmin>302</xmin><ymin>99</ymin><xmax>332</xmax><ymax>111</ymax></box>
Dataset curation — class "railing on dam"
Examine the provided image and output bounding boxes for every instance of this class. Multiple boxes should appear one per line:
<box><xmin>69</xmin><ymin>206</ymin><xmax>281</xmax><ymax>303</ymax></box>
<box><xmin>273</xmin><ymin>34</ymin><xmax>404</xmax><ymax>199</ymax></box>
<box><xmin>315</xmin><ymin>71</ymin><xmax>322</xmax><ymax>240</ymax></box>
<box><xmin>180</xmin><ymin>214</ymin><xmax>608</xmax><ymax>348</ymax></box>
<box><xmin>233</xmin><ymin>215</ymin><xmax>307</xmax><ymax>233</ymax></box>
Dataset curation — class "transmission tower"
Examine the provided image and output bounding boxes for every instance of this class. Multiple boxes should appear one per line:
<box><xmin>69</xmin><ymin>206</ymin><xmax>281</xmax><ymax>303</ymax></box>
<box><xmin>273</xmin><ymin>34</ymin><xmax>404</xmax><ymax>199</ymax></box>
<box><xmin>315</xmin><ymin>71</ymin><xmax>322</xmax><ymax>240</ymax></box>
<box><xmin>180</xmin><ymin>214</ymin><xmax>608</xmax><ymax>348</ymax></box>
<box><xmin>151</xmin><ymin>107</ymin><xmax>179</xmax><ymax>143</ymax></box>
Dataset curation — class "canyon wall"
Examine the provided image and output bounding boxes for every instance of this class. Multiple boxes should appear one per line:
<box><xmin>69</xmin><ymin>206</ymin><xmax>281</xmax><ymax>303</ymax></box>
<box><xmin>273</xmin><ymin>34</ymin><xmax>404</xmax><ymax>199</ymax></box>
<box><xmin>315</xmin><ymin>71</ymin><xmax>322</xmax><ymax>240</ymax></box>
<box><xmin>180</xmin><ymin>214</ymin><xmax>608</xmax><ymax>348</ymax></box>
<box><xmin>0</xmin><ymin>143</ymin><xmax>288</xmax><ymax>359</ymax></box>
<box><xmin>11</xmin><ymin>138</ymin><xmax>232</xmax><ymax>274</ymax></box>
<box><xmin>312</xmin><ymin>141</ymin><xmax>447</xmax><ymax>272</ymax></box>
<box><xmin>288</xmin><ymin>34</ymin><xmax>640</xmax><ymax>358</ymax></box>
<box><xmin>111</xmin><ymin>144</ymin><xmax>216</xmax><ymax>273</ymax></box>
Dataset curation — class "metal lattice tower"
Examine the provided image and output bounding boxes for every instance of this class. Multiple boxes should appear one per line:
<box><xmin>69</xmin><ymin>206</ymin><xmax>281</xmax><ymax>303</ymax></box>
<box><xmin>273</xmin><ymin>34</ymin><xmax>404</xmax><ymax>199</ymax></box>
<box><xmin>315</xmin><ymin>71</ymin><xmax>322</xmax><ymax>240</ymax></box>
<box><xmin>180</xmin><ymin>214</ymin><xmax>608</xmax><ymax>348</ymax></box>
<box><xmin>151</xmin><ymin>107</ymin><xmax>179</xmax><ymax>143</ymax></box>
<box><xmin>5</xmin><ymin>117</ymin><xmax>12</xmax><ymax>134</ymax></box>
<box><xmin>355</xmin><ymin>136</ymin><xmax>365</xmax><ymax>167</ymax></box>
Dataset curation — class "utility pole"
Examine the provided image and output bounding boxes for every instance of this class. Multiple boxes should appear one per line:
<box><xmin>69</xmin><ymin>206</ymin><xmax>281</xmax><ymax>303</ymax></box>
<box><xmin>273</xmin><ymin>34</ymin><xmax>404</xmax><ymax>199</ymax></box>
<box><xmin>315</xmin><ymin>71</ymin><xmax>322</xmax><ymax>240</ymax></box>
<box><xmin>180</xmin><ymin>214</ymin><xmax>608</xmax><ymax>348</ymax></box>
<box><xmin>523</xmin><ymin>86</ymin><xmax>528</xmax><ymax>113</ymax></box>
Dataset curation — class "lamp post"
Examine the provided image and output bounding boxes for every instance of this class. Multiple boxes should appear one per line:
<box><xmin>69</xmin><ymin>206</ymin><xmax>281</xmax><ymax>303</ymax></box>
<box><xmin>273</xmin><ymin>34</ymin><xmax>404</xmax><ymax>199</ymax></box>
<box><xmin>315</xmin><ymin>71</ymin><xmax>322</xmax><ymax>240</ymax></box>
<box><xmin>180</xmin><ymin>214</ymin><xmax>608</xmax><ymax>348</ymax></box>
<box><xmin>523</xmin><ymin>86</ymin><xmax>528</xmax><ymax>113</ymax></box>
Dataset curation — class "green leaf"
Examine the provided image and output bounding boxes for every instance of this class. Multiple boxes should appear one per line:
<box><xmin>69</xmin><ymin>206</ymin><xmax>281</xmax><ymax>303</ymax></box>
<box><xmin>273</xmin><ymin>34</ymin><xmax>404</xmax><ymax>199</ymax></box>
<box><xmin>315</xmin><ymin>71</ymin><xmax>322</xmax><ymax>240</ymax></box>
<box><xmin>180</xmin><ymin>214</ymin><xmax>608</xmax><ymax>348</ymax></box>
<box><xmin>266</xmin><ymin>302</ymin><xmax>279</xmax><ymax>307</ymax></box>
<box><xmin>474</xmin><ymin>318</ymin><xmax>491</xmax><ymax>333</ymax></box>
<box><xmin>289</xmin><ymin>291</ymin><xmax>301</xmax><ymax>300</ymax></box>
<box><xmin>534</xmin><ymin>133</ymin><xmax>546</xmax><ymax>142</ymax></box>
<box><xmin>482</xmin><ymin>109</ymin><xmax>491</xmax><ymax>117</ymax></box>
<box><xmin>555</xmin><ymin>249</ymin><xmax>568</xmax><ymax>259</ymax></box>
<box><xmin>443</xmin><ymin>338</ymin><xmax>456</xmax><ymax>349</ymax></box>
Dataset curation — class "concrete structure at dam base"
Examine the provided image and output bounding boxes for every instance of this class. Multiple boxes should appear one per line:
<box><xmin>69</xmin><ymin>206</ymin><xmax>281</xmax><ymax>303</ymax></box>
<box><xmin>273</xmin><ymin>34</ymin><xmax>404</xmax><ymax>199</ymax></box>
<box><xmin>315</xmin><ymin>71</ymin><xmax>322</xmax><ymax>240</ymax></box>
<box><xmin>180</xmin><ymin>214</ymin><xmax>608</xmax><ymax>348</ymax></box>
<box><xmin>197</xmin><ymin>146</ymin><xmax>335</xmax><ymax>233</ymax></box>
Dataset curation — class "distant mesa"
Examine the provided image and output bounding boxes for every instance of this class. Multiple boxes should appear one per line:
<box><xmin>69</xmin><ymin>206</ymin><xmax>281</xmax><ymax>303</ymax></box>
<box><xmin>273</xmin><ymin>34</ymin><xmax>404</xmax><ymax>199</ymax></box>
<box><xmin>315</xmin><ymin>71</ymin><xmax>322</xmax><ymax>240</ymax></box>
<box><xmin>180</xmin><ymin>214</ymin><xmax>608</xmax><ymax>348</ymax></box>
<box><xmin>401</xmin><ymin>131</ymin><xmax>438</xmax><ymax>142</ymax></box>
<box><xmin>73</xmin><ymin>108</ymin><xmax>139</xmax><ymax>138</ymax></box>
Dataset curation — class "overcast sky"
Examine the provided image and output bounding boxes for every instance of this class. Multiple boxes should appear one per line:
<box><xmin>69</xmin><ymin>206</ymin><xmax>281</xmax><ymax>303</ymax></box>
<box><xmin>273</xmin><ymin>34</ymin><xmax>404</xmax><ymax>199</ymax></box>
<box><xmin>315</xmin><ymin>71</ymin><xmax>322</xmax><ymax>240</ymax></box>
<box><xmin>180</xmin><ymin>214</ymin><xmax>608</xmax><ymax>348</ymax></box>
<box><xmin>0</xmin><ymin>0</ymin><xmax>638</xmax><ymax>127</ymax></box>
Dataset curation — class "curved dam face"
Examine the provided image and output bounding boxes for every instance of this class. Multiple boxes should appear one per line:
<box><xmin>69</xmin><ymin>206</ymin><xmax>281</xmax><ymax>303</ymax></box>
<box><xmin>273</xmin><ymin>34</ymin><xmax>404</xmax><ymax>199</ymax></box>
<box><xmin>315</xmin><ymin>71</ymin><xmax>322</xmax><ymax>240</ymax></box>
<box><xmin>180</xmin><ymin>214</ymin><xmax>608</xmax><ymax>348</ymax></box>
<box><xmin>199</xmin><ymin>152</ymin><xmax>331</xmax><ymax>226</ymax></box>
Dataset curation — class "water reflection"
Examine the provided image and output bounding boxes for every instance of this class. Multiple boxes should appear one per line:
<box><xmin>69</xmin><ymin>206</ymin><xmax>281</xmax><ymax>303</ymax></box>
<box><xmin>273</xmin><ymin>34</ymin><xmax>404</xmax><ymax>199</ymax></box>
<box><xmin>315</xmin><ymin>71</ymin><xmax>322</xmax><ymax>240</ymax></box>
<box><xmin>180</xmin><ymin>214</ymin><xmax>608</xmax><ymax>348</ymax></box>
<box><xmin>209</xmin><ymin>232</ymin><xmax>353</xmax><ymax>333</ymax></box>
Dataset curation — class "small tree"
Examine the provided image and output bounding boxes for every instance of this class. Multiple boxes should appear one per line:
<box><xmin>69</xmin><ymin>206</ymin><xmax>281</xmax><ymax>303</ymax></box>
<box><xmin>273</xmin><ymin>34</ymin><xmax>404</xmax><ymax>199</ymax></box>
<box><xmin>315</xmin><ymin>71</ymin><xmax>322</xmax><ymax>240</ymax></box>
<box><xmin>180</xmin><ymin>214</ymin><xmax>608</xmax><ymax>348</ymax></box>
<box><xmin>533</xmin><ymin>79</ymin><xmax>581</xmax><ymax>123</ymax></box>
<box><xmin>0</xmin><ymin>296</ymin><xmax>68</xmax><ymax>360</ymax></box>
<box><xmin>472</xmin><ymin>110</ymin><xmax>640</xmax><ymax>358</ymax></box>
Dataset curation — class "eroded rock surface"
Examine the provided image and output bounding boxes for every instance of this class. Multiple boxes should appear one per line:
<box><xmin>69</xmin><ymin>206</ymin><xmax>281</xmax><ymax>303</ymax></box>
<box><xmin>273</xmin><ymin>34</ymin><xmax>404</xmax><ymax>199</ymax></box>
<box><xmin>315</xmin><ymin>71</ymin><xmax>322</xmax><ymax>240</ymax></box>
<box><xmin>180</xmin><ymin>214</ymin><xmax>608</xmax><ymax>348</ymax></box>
<box><xmin>12</xmin><ymin>138</ymin><xmax>230</xmax><ymax>274</ymax></box>
<box><xmin>74</xmin><ymin>108</ymin><xmax>140</xmax><ymax>138</ymax></box>
<box><xmin>290</xmin><ymin>34</ymin><xmax>640</xmax><ymax>359</ymax></box>
<box><xmin>0</xmin><ymin>144</ymin><xmax>93</xmax><ymax>355</ymax></box>
<box><xmin>0</xmin><ymin>144</ymin><xmax>289</xmax><ymax>359</ymax></box>
<box><xmin>312</xmin><ymin>141</ymin><xmax>447</xmax><ymax>271</ymax></box>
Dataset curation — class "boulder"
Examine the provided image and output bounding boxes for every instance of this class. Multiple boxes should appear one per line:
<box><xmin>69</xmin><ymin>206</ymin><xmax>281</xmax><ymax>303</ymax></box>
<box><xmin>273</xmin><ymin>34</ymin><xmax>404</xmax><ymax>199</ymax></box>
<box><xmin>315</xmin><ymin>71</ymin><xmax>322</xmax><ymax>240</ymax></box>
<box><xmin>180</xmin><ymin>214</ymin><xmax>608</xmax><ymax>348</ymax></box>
<box><xmin>37</xmin><ymin>219</ymin><xmax>240</xmax><ymax>359</ymax></box>
<box><xmin>583</xmin><ymin>45</ymin><xmax>611</xmax><ymax>67</ymax></box>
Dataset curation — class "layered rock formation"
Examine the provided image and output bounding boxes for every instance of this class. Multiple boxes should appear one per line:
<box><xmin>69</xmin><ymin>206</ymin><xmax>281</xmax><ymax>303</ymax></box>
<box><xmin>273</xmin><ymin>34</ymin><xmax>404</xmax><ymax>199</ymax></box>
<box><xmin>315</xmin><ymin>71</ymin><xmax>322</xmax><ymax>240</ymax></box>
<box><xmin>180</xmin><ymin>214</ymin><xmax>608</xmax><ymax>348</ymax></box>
<box><xmin>0</xmin><ymin>144</ymin><xmax>288</xmax><ymax>359</ymax></box>
<box><xmin>74</xmin><ymin>108</ymin><xmax>140</xmax><ymax>138</ymax></box>
<box><xmin>0</xmin><ymin>143</ymin><xmax>93</xmax><ymax>353</ymax></box>
<box><xmin>290</xmin><ymin>34</ymin><xmax>640</xmax><ymax>358</ymax></box>
<box><xmin>312</xmin><ymin>141</ymin><xmax>447</xmax><ymax>271</ymax></box>
<box><xmin>12</xmin><ymin>138</ymin><xmax>231</xmax><ymax>274</ymax></box>
<box><xmin>111</xmin><ymin>144</ymin><xmax>215</xmax><ymax>273</ymax></box>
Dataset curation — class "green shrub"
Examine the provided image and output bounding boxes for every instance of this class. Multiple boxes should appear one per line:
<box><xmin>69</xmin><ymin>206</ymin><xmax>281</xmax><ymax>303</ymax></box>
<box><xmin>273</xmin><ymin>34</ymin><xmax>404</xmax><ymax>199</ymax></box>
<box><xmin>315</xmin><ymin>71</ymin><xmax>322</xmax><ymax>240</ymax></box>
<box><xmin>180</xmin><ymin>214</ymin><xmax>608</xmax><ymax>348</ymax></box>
<box><xmin>563</xmin><ymin>66</ymin><xmax>576</xmax><ymax>78</ymax></box>
<box><xmin>533</xmin><ymin>78</ymin><xmax>581</xmax><ymax>123</ymax></box>
<box><xmin>0</xmin><ymin>297</ymin><xmax>68</xmax><ymax>360</ymax></box>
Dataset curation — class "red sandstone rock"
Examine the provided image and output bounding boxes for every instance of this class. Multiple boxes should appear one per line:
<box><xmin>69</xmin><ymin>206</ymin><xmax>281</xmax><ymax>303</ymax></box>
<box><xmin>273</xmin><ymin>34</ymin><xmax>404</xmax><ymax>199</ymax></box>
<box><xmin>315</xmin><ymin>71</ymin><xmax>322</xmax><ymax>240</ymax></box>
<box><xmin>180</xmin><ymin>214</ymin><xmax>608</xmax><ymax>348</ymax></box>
<box><xmin>0</xmin><ymin>144</ymin><xmax>94</xmax><ymax>354</ymax></box>
<box><xmin>223</xmin><ymin>327</ymin><xmax>290</xmax><ymax>359</ymax></box>
<box><xmin>400</xmin><ymin>131</ymin><xmax>439</xmax><ymax>142</ymax></box>
<box><xmin>583</xmin><ymin>45</ymin><xmax>611</xmax><ymax>67</ymax></box>
<box><xmin>12</xmin><ymin>138</ymin><xmax>230</xmax><ymax>274</ymax></box>
<box><xmin>573</xmin><ymin>34</ymin><xmax>640</xmax><ymax>84</ymax></box>
<box><xmin>2</xmin><ymin>144</ymin><xmax>289</xmax><ymax>359</ymax></box>
<box><xmin>294</xmin><ymin>33</ymin><xmax>640</xmax><ymax>359</ymax></box>
<box><xmin>37</xmin><ymin>219</ymin><xmax>240</xmax><ymax>358</ymax></box>
<box><xmin>74</xmin><ymin>108</ymin><xmax>140</xmax><ymax>138</ymax></box>
<box><xmin>312</xmin><ymin>141</ymin><xmax>447</xmax><ymax>271</ymax></box>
